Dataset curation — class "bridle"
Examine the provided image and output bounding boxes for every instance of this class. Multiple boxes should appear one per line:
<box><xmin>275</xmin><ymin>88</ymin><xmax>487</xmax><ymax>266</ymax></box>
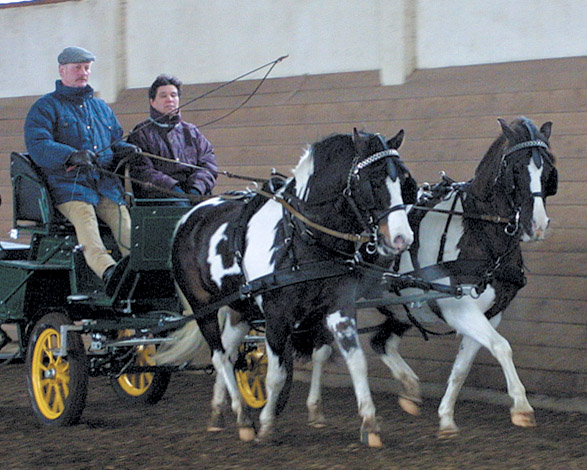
<box><xmin>499</xmin><ymin>119</ymin><xmax>551</xmax><ymax>199</ymax></box>
<box><xmin>252</xmin><ymin>140</ymin><xmax>411</xmax><ymax>254</ymax></box>
<box><xmin>495</xmin><ymin>119</ymin><xmax>552</xmax><ymax>235</ymax></box>
<box><xmin>343</xmin><ymin>144</ymin><xmax>410</xmax><ymax>253</ymax></box>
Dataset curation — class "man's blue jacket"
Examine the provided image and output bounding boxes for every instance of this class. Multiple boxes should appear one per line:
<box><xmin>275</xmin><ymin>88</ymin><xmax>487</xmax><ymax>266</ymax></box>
<box><xmin>24</xmin><ymin>80</ymin><xmax>134</xmax><ymax>206</ymax></box>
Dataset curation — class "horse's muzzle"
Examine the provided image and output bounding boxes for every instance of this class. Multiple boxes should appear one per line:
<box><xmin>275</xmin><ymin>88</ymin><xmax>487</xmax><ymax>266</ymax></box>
<box><xmin>378</xmin><ymin>226</ymin><xmax>413</xmax><ymax>256</ymax></box>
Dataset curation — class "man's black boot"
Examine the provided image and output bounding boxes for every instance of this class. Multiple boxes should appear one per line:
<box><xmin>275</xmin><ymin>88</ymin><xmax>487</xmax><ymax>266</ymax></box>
<box><xmin>102</xmin><ymin>256</ymin><xmax>129</xmax><ymax>297</ymax></box>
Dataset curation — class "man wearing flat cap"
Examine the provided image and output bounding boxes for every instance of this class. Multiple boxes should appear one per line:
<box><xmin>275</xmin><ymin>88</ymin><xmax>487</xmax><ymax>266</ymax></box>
<box><xmin>24</xmin><ymin>46</ymin><xmax>140</xmax><ymax>295</ymax></box>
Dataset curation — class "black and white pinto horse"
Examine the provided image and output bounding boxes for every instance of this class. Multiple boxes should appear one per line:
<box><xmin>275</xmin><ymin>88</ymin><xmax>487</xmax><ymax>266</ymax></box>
<box><xmin>160</xmin><ymin>129</ymin><xmax>415</xmax><ymax>446</ymax></box>
<box><xmin>305</xmin><ymin>117</ymin><xmax>559</xmax><ymax>438</ymax></box>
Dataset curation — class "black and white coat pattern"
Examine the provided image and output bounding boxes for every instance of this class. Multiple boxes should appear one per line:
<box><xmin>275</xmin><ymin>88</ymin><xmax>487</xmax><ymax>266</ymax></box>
<box><xmin>160</xmin><ymin>129</ymin><xmax>415</xmax><ymax>446</ymax></box>
<box><xmin>306</xmin><ymin>117</ymin><xmax>559</xmax><ymax>438</ymax></box>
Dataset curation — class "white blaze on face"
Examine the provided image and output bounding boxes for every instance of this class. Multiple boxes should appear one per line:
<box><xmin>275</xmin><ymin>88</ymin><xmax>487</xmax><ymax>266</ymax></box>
<box><xmin>378</xmin><ymin>177</ymin><xmax>413</xmax><ymax>255</ymax></box>
<box><xmin>526</xmin><ymin>158</ymin><xmax>549</xmax><ymax>241</ymax></box>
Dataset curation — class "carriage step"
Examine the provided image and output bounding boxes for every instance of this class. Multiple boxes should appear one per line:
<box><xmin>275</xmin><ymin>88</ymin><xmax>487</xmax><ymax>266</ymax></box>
<box><xmin>0</xmin><ymin>259</ymin><xmax>70</xmax><ymax>271</ymax></box>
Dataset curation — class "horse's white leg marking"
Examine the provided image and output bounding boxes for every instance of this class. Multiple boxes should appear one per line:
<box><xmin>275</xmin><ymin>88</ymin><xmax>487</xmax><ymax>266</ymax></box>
<box><xmin>258</xmin><ymin>341</ymin><xmax>288</xmax><ymax>441</ymax></box>
<box><xmin>437</xmin><ymin>334</ymin><xmax>483</xmax><ymax>438</ymax></box>
<box><xmin>441</xmin><ymin>301</ymin><xmax>535</xmax><ymax>433</ymax></box>
<box><xmin>209</xmin><ymin>314</ymin><xmax>250</xmax><ymax>430</ymax></box>
<box><xmin>326</xmin><ymin>311</ymin><xmax>382</xmax><ymax>447</ymax></box>
<box><xmin>210</xmin><ymin>332</ymin><xmax>255</xmax><ymax>440</ymax></box>
<box><xmin>208</xmin><ymin>359</ymin><xmax>228</xmax><ymax>431</ymax></box>
<box><xmin>379</xmin><ymin>335</ymin><xmax>421</xmax><ymax>416</ymax></box>
<box><xmin>307</xmin><ymin>344</ymin><xmax>333</xmax><ymax>428</ymax></box>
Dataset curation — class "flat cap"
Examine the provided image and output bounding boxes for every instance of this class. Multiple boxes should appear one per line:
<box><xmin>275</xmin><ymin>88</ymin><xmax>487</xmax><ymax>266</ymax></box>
<box><xmin>58</xmin><ymin>46</ymin><xmax>96</xmax><ymax>65</ymax></box>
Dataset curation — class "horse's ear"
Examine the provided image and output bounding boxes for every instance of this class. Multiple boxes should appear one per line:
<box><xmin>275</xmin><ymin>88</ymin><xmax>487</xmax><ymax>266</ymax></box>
<box><xmin>498</xmin><ymin>118</ymin><xmax>517</xmax><ymax>143</ymax></box>
<box><xmin>540</xmin><ymin>121</ymin><xmax>553</xmax><ymax>141</ymax></box>
<box><xmin>353</xmin><ymin>128</ymin><xmax>368</xmax><ymax>155</ymax></box>
<box><xmin>387</xmin><ymin>129</ymin><xmax>405</xmax><ymax>150</ymax></box>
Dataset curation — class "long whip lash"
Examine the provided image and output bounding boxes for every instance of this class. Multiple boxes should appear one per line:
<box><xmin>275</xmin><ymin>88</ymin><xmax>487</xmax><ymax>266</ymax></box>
<box><xmin>95</xmin><ymin>55</ymin><xmax>289</xmax><ymax>157</ymax></box>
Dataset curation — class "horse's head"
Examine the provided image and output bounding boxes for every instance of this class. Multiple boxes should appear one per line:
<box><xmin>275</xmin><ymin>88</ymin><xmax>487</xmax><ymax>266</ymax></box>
<box><xmin>293</xmin><ymin>129</ymin><xmax>415</xmax><ymax>256</ymax></box>
<box><xmin>472</xmin><ymin>117</ymin><xmax>558</xmax><ymax>241</ymax></box>
<box><xmin>346</xmin><ymin>128</ymin><xmax>415</xmax><ymax>256</ymax></box>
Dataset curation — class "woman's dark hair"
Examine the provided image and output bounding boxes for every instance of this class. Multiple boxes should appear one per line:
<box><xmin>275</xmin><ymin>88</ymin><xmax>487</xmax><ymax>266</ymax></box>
<box><xmin>148</xmin><ymin>74</ymin><xmax>182</xmax><ymax>100</ymax></box>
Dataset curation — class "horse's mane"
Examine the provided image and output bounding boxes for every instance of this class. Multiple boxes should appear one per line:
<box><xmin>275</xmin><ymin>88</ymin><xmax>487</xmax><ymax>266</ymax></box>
<box><xmin>292</xmin><ymin>133</ymin><xmax>354</xmax><ymax>200</ymax></box>
<box><xmin>292</xmin><ymin>146</ymin><xmax>314</xmax><ymax>199</ymax></box>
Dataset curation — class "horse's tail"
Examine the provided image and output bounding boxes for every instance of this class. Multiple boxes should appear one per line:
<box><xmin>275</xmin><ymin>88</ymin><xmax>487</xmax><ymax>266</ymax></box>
<box><xmin>152</xmin><ymin>320</ymin><xmax>207</xmax><ymax>365</ymax></box>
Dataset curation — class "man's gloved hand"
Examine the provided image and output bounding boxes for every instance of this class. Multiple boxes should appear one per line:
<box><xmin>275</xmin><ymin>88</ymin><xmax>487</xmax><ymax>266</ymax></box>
<box><xmin>65</xmin><ymin>150</ymin><xmax>96</xmax><ymax>171</ymax></box>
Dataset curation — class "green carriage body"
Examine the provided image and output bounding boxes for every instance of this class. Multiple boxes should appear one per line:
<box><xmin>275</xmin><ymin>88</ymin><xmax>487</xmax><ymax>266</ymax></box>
<box><xmin>0</xmin><ymin>152</ymin><xmax>191</xmax><ymax>358</ymax></box>
<box><xmin>0</xmin><ymin>152</ymin><xmax>201</xmax><ymax>425</ymax></box>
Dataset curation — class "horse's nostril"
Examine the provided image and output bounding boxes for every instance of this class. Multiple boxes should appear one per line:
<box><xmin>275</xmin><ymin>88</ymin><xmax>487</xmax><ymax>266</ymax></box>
<box><xmin>394</xmin><ymin>235</ymin><xmax>406</xmax><ymax>248</ymax></box>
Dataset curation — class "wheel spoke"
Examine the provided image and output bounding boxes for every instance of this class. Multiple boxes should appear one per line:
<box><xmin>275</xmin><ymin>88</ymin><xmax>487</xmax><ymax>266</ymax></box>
<box><xmin>52</xmin><ymin>384</ymin><xmax>65</xmax><ymax>413</ymax></box>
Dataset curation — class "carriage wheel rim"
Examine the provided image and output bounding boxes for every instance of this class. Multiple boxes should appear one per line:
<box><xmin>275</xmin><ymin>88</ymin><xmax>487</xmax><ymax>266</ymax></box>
<box><xmin>31</xmin><ymin>328</ymin><xmax>70</xmax><ymax>420</ymax></box>
<box><xmin>117</xmin><ymin>344</ymin><xmax>155</xmax><ymax>396</ymax></box>
<box><xmin>235</xmin><ymin>350</ymin><xmax>268</xmax><ymax>408</ymax></box>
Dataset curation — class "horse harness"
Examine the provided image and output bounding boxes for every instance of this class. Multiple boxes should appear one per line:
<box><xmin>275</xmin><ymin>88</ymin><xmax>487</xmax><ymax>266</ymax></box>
<box><xmin>385</xmin><ymin>130</ymin><xmax>549</xmax><ymax>331</ymax></box>
<box><xmin>189</xmin><ymin>144</ymin><xmax>422</xmax><ymax>318</ymax></box>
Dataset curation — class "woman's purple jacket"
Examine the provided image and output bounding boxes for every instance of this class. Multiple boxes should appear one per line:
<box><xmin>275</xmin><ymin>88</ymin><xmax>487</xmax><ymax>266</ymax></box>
<box><xmin>127</xmin><ymin>108</ymin><xmax>218</xmax><ymax>197</ymax></box>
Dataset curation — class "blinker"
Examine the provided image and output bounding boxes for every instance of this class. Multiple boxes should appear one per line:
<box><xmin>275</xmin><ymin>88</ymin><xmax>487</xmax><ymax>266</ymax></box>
<box><xmin>386</xmin><ymin>158</ymin><xmax>398</xmax><ymax>181</ymax></box>
<box><xmin>545</xmin><ymin>166</ymin><xmax>558</xmax><ymax>197</ymax></box>
<box><xmin>523</xmin><ymin>119</ymin><xmax>543</xmax><ymax>169</ymax></box>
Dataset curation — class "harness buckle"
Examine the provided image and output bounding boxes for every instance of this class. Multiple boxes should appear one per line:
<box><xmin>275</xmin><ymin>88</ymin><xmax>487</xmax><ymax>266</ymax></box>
<box><xmin>240</xmin><ymin>282</ymin><xmax>253</xmax><ymax>298</ymax></box>
<box><xmin>504</xmin><ymin>210</ymin><xmax>520</xmax><ymax>236</ymax></box>
<box><xmin>365</xmin><ymin>229</ymin><xmax>378</xmax><ymax>254</ymax></box>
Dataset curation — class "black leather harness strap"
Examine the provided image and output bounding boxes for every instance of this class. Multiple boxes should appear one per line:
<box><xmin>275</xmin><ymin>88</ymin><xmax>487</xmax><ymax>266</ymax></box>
<box><xmin>147</xmin><ymin>260</ymin><xmax>357</xmax><ymax>336</ymax></box>
<box><xmin>253</xmin><ymin>186</ymin><xmax>371</xmax><ymax>244</ymax></box>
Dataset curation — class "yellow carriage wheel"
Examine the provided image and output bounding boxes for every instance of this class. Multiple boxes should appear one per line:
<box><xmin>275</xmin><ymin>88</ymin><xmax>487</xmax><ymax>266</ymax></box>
<box><xmin>235</xmin><ymin>343</ymin><xmax>268</xmax><ymax>409</ymax></box>
<box><xmin>110</xmin><ymin>330</ymin><xmax>171</xmax><ymax>404</ymax></box>
<box><xmin>117</xmin><ymin>342</ymin><xmax>155</xmax><ymax>396</ymax></box>
<box><xmin>26</xmin><ymin>312</ymin><xmax>88</xmax><ymax>426</ymax></box>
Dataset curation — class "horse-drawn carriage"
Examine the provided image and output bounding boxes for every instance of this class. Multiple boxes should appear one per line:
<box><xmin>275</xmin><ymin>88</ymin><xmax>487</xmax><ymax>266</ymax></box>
<box><xmin>0</xmin><ymin>116</ymin><xmax>558</xmax><ymax>448</ymax></box>
<box><xmin>0</xmin><ymin>152</ymin><xmax>203</xmax><ymax>425</ymax></box>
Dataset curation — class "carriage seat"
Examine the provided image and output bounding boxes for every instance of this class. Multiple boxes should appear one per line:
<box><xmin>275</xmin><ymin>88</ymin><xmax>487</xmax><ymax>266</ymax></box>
<box><xmin>10</xmin><ymin>152</ymin><xmax>71</xmax><ymax>234</ymax></box>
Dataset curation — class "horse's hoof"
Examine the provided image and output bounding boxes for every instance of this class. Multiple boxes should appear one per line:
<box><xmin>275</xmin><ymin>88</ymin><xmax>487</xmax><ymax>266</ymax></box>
<box><xmin>308</xmin><ymin>414</ymin><xmax>327</xmax><ymax>428</ymax></box>
<box><xmin>255</xmin><ymin>425</ymin><xmax>276</xmax><ymax>444</ymax></box>
<box><xmin>308</xmin><ymin>420</ymin><xmax>327</xmax><ymax>429</ymax></box>
<box><xmin>360</xmin><ymin>431</ymin><xmax>383</xmax><ymax>448</ymax></box>
<box><xmin>511</xmin><ymin>411</ymin><xmax>536</xmax><ymax>428</ymax></box>
<box><xmin>207</xmin><ymin>412</ymin><xmax>225</xmax><ymax>432</ymax></box>
<box><xmin>239</xmin><ymin>426</ymin><xmax>256</xmax><ymax>442</ymax></box>
<box><xmin>437</xmin><ymin>426</ymin><xmax>459</xmax><ymax>439</ymax></box>
<box><xmin>207</xmin><ymin>425</ymin><xmax>225</xmax><ymax>432</ymax></box>
<box><xmin>398</xmin><ymin>397</ymin><xmax>421</xmax><ymax>416</ymax></box>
